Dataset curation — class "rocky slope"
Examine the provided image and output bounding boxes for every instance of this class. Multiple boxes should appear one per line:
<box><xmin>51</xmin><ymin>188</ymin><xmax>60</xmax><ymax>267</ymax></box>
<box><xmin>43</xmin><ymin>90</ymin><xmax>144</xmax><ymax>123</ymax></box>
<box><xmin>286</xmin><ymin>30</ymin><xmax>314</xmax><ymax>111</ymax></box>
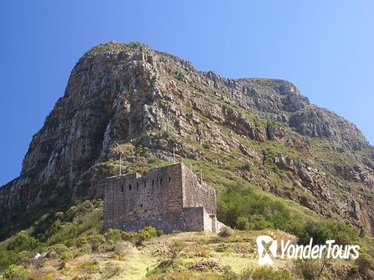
<box><xmin>0</xmin><ymin>41</ymin><xmax>373</xmax><ymax>239</ymax></box>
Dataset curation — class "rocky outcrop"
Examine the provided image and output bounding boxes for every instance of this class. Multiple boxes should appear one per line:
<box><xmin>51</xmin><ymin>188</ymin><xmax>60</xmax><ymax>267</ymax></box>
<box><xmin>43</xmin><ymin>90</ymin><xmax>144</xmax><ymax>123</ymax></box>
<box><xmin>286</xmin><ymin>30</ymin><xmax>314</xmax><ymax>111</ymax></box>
<box><xmin>289</xmin><ymin>108</ymin><xmax>368</xmax><ymax>150</ymax></box>
<box><xmin>274</xmin><ymin>155</ymin><xmax>330</xmax><ymax>199</ymax></box>
<box><xmin>0</xmin><ymin>41</ymin><xmax>373</xmax><ymax>239</ymax></box>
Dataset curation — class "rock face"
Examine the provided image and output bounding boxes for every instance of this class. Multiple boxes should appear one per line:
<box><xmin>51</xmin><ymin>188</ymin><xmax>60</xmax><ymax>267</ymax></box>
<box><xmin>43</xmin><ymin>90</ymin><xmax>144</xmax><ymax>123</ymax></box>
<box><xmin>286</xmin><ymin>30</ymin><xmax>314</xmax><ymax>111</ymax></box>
<box><xmin>0</xmin><ymin>41</ymin><xmax>373</xmax><ymax>238</ymax></box>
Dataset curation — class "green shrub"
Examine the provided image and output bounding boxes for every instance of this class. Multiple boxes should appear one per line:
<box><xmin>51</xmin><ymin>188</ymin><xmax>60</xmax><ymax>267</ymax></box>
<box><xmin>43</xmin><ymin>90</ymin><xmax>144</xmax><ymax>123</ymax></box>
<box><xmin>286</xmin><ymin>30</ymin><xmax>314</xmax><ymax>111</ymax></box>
<box><xmin>87</xmin><ymin>233</ymin><xmax>106</xmax><ymax>251</ymax></box>
<box><xmin>4</xmin><ymin>264</ymin><xmax>29</xmax><ymax>280</ymax></box>
<box><xmin>296</xmin><ymin>220</ymin><xmax>358</xmax><ymax>245</ymax></box>
<box><xmin>247</xmin><ymin>214</ymin><xmax>274</xmax><ymax>230</ymax></box>
<box><xmin>218</xmin><ymin>184</ymin><xmax>291</xmax><ymax>231</ymax></box>
<box><xmin>104</xmin><ymin>229</ymin><xmax>123</xmax><ymax>243</ymax></box>
<box><xmin>60</xmin><ymin>250</ymin><xmax>73</xmax><ymax>260</ymax></box>
<box><xmin>7</xmin><ymin>231</ymin><xmax>39</xmax><ymax>252</ymax></box>
<box><xmin>104</xmin><ymin>228</ymin><xmax>142</xmax><ymax>243</ymax></box>
<box><xmin>79</xmin><ymin>243</ymin><xmax>92</xmax><ymax>254</ymax></box>
<box><xmin>16</xmin><ymin>251</ymin><xmax>33</xmax><ymax>266</ymax></box>
<box><xmin>218</xmin><ymin>226</ymin><xmax>233</xmax><ymax>237</ymax></box>
<box><xmin>215</xmin><ymin>245</ymin><xmax>234</xmax><ymax>253</ymax></box>
<box><xmin>202</xmin><ymin>143</ymin><xmax>211</xmax><ymax>150</ymax></box>
<box><xmin>294</xmin><ymin>259</ymin><xmax>328</xmax><ymax>280</ymax></box>
<box><xmin>48</xmin><ymin>243</ymin><xmax>69</xmax><ymax>255</ymax></box>
<box><xmin>138</xmin><ymin>226</ymin><xmax>158</xmax><ymax>240</ymax></box>
<box><xmin>64</xmin><ymin>206</ymin><xmax>78</xmax><ymax>222</ymax></box>
<box><xmin>0</xmin><ymin>251</ymin><xmax>17</xmax><ymax>271</ymax></box>
<box><xmin>297</xmin><ymin>221</ymin><xmax>332</xmax><ymax>245</ymax></box>
<box><xmin>80</xmin><ymin>261</ymin><xmax>99</xmax><ymax>274</ymax></box>
<box><xmin>236</xmin><ymin>217</ymin><xmax>250</xmax><ymax>230</ymax></box>
<box><xmin>240</xmin><ymin>266</ymin><xmax>292</xmax><ymax>280</ymax></box>
<box><xmin>76</xmin><ymin>236</ymin><xmax>88</xmax><ymax>247</ymax></box>
<box><xmin>46</xmin><ymin>206</ymin><xmax>103</xmax><ymax>246</ymax></box>
<box><xmin>121</xmin><ymin>231</ymin><xmax>137</xmax><ymax>241</ymax></box>
<box><xmin>218</xmin><ymin>183</ymin><xmax>358</xmax><ymax>245</ymax></box>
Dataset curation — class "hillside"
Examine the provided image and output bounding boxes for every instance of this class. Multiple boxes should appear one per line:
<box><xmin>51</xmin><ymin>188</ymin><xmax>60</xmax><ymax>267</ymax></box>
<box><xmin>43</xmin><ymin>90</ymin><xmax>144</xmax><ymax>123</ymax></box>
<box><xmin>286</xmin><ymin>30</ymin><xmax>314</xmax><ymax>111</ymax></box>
<box><xmin>1</xmin><ymin>198</ymin><xmax>373</xmax><ymax>279</ymax></box>
<box><xmin>0</xmin><ymin>41</ymin><xmax>373</xmax><ymax>278</ymax></box>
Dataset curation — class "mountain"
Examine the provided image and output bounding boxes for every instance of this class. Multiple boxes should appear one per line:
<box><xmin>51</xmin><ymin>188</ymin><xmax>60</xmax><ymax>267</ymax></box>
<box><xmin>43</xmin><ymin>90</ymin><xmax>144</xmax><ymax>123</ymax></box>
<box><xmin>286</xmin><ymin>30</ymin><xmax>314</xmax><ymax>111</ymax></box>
<box><xmin>0</xmin><ymin>41</ymin><xmax>373</xmax><ymax>242</ymax></box>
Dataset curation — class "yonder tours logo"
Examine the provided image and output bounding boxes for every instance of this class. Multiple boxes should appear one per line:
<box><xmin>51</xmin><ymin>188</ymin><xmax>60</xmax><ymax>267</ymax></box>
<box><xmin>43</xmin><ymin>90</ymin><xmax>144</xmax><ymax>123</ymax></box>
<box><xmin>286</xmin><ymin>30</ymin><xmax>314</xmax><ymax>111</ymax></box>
<box><xmin>256</xmin><ymin>235</ymin><xmax>360</xmax><ymax>266</ymax></box>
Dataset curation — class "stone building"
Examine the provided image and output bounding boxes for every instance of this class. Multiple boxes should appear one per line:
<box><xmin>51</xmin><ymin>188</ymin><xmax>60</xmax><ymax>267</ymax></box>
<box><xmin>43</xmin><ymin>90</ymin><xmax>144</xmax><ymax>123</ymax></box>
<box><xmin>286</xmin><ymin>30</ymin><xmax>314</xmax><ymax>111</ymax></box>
<box><xmin>102</xmin><ymin>163</ymin><xmax>222</xmax><ymax>233</ymax></box>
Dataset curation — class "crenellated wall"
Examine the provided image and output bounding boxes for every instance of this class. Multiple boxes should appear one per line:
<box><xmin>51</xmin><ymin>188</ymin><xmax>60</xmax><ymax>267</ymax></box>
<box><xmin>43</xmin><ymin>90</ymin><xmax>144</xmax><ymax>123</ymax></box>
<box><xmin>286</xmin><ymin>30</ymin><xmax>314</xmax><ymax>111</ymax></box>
<box><xmin>102</xmin><ymin>163</ymin><xmax>220</xmax><ymax>233</ymax></box>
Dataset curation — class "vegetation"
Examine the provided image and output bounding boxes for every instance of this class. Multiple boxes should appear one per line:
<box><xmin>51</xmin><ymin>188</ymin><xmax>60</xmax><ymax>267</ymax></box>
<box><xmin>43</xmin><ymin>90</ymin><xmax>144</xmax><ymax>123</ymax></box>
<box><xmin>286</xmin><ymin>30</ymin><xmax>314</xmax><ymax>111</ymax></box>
<box><xmin>0</xmin><ymin>102</ymin><xmax>371</xmax><ymax>279</ymax></box>
<box><xmin>218</xmin><ymin>226</ymin><xmax>233</xmax><ymax>238</ymax></box>
<box><xmin>218</xmin><ymin>182</ymin><xmax>359</xmax><ymax>245</ymax></box>
<box><xmin>0</xmin><ymin>198</ymin><xmax>164</xmax><ymax>277</ymax></box>
<box><xmin>353</xmin><ymin>253</ymin><xmax>374</xmax><ymax>279</ymax></box>
<box><xmin>3</xmin><ymin>264</ymin><xmax>29</xmax><ymax>280</ymax></box>
<box><xmin>0</xmin><ymin>196</ymin><xmax>371</xmax><ymax>279</ymax></box>
<box><xmin>240</xmin><ymin>266</ymin><xmax>293</xmax><ymax>280</ymax></box>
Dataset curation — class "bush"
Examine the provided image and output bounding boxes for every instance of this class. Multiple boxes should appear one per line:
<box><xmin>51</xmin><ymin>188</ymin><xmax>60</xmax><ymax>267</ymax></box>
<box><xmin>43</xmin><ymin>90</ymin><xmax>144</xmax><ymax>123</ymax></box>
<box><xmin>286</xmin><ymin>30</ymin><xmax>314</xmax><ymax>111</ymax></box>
<box><xmin>16</xmin><ymin>251</ymin><xmax>33</xmax><ymax>266</ymax></box>
<box><xmin>236</xmin><ymin>217</ymin><xmax>250</xmax><ymax>230</ymax></box>
<box><xmin>218</xmin><ymin>184</ymin><xmax>292</xmax><ymax>231</ymax></box>
<box><xmin>247</xmin><ymin>214</ymin><xmax>274</xmax><ymax>230</ymax></box>
<box><xmin>218</xmin><ymin>226</ymin><xmax>233</xmax><ymax>237</ymax></box>
<box><xmin>7</xmin><ymin>231</ymin><xmax>39</xmax><ymax>252</ymax></box>
<box><xmin>0</xmin><ymin>251</ymin><xmax>17</xmax><ymax>271</ymax></box>
<box><xmin>296</xmin><ymin>220</ymin><xmax>358</xmax><ymax>245</ymax></box>
<box><xmin>45</xmin><ymin>206</ymin><xmax>103</xmax><ymax>246</ymax></box>
<box><xmin>137</xmin><ymin>226</ymin><xmax>159</xmax><ymax>243</ymax></box>
<box><xmin>104</xmin><ymin>229</ymin><xmax>123</xmax><ymax>243</ymax></box>
<box><xmin>295</xmin><ymin>260</ymin><xmax>322</xmax><ymax>280</ymax></box>
<box><xmin>79</xmin><ymin>261</ymin><xmax>99</xmax><ymax>275</ymax></box>
<box><xmin>60</xmin><ymin>250</ymin><xmax>73</xmax><ymax>260</ymax></box>
<box><xmin>121</xmin><ymin>231</ymin><xmax>137</xmax><ymax>241</ymax></box>
<box><xmin>86</xmin><ymin>233</ymin><xmax>105</xmax><ymax>251</ymax></box>
<box><xmin>47</xmin><ymin>243</ymin><xmax>71</xmax><ymax>259</ymax></box>
<box><xmin>202</xmin><ymin>143</ymin><xmax>211</xmax><ymax>150</ymax></box>
<box><xmin>4</xmin><ymin>264</ymin><xmax>29</xmax><ymax>280</ymax></box>
<box><xmin>48</xmin><ymin>243</ymin><xmax>69</xmax><ymax>255</ymax></box>
<box><xmin>79</xmin><ymin>243</ymin><xmax>92</xmax><ymax>254</ymax></box>
<box><xmin>297</xmin><ymin>221</ymin><xmax>332</xmax><ymax>245</ymax></box>
<box><xmin>218</xmin><ymin>183</ymin><xmax>359</xmax><ymax>244</ymax></box>
<box><xmin>240</xmin><ymin>266</ymin><xmax>292</xmax><ymax>280</ymax></box>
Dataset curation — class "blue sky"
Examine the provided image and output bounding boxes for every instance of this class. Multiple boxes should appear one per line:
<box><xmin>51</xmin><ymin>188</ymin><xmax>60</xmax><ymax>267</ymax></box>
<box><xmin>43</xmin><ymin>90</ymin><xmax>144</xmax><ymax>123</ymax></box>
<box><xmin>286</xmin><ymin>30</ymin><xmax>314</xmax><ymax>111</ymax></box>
<box><xmin>0</xmin><ymin>1</ymin><xmax>373</xmax><ymax>185</ymax></box>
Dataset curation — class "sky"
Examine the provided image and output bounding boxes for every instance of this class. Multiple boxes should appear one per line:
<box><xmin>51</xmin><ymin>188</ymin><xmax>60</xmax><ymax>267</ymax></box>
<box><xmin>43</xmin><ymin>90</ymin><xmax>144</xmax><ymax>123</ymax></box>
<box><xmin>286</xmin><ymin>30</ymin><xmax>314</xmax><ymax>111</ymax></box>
<box><xmin>0</xmin><ymin>0</ymin><xmax>373</xmax><ymax>185</ymax></box>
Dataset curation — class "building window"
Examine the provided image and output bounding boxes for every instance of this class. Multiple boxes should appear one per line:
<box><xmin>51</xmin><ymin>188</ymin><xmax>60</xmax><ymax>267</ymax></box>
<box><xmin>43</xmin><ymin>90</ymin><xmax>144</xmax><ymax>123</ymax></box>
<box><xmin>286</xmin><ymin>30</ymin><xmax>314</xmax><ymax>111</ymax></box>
<box><xmin>152</xmin><ymin>179</ymin><xmax>154</xmax><ymax>186</ymax></box>
<box><xmin>168</xmin><ymin>176</ymin><xmax>171</xmax><ymax>183</ymax></box>
<box><xmin>121</xmin><ymin>186</ymin><xmax>124</xmax><ymax>192</ymax></box>
<box><xmin>145</xmin><ymin>181</ymin><xmax>147</xmax><ymax>188</ymax></box>
<box><xmin>129</xmin><ymin>184</ymin><xmax>132</xmax><ymax>190</ymax></box>
<box><xmin>160</xmin><ymin>178</ymin><xmax>163</xmax><ymax>184</ymax></box>
<box><xmin>137</xmin><ymin>183</ymin><xmax>139</xmax><ymax>189</ymax></box>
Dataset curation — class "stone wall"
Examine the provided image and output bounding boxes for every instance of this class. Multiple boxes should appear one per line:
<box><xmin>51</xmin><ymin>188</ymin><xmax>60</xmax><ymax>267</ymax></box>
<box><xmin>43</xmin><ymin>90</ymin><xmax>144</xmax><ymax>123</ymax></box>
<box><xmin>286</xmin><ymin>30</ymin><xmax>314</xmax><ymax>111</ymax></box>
<box><xmin>103</xmin><ymin>163</ymin><xmax>183</xmax><ymax>230</ymax></box>
<box><xmin>102</xmin><ymin>163</ymin><xmax>219</xmax><ymax>233</ymax></box>
<box><xmin>112</xmin><ymin>208</ymin><xmax>205</xmax><ymax>233</ymax></box>
<box><xmin>182</xmin><ymin>165</ymin><xmax>216</xmax><ymax>215</ymax></box>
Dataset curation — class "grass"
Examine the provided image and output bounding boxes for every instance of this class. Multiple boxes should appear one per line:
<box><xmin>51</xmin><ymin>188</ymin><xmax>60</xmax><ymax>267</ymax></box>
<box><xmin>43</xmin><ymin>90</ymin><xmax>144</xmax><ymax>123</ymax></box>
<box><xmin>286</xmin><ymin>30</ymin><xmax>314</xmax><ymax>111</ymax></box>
<box><xmin>0</xmin><ymin>200</ymin><xmax>370</xmax><ymax>279</ymax></box>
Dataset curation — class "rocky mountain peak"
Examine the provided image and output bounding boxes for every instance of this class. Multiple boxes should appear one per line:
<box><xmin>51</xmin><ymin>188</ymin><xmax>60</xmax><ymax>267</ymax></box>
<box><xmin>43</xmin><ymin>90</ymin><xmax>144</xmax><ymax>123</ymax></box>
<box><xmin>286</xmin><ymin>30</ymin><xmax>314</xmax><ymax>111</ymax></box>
<box><xmin>0</xmin><ymin>41</ymin><xmax>373</xmax><ymax>239</ymax></box>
